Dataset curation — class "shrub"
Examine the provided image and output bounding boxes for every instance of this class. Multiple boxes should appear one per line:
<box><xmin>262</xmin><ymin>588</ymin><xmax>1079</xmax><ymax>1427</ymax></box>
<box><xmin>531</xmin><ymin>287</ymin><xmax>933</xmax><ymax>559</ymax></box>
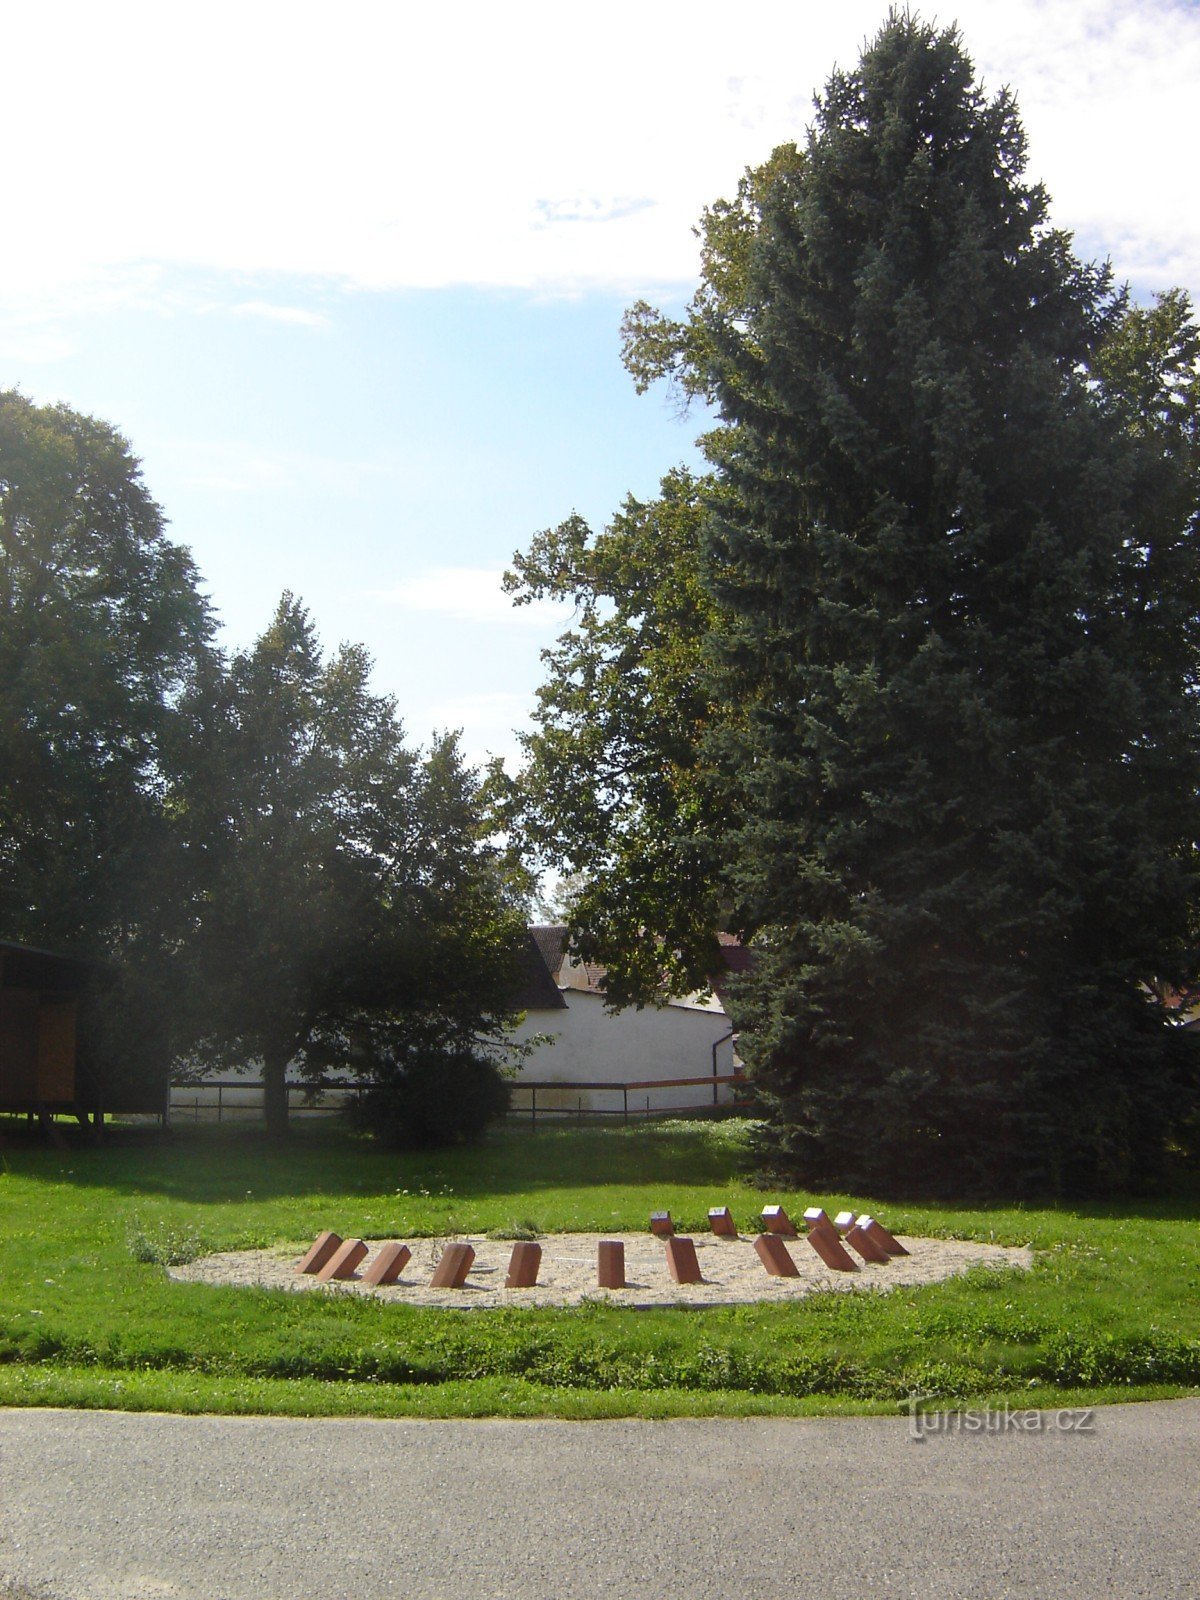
<box><xmin>350</xmin><ymin>1044</ymin><xmax>511</xmax><ymax>1149</ymax></box>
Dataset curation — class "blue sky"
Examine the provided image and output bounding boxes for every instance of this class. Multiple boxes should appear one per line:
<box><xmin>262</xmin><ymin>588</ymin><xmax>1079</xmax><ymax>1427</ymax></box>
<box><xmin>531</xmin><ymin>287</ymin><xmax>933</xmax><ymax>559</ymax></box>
<box><xmin>3</xmin><ymin>0</ymin><xmax>1198</xmax><ymax>768</ymax></box>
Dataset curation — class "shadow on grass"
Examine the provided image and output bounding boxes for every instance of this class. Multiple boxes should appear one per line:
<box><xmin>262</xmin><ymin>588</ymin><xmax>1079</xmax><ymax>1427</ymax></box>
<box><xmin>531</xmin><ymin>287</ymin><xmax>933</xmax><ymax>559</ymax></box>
<box><xmin>0</xmin><ymin>1117</ymin><xmax>760</xmax><ymax>1205</ymax></box>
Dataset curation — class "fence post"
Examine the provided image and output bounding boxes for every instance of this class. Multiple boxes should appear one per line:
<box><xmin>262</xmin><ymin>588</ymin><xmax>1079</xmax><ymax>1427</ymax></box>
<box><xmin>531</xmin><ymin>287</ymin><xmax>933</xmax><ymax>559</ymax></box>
<box><xmin>623</xmin><ymin>1085</ymin><xmax>628</xmax><ymax>1124</ymax></box>
<box><xmin>531</xmin><ymin>1085</ymin><xmax>537</xmax><ymax>1129</ymax></box>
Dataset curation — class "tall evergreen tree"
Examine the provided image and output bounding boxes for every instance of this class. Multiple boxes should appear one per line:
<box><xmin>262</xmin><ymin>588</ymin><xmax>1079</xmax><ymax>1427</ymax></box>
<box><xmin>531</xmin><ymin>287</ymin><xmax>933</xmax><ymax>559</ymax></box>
<box><xmin>505</xmin><ymin>14</ymin><xmax>1200</xmax><ymax>1193</ymax></box>
<box><xmin>679</xmin><ymin>16</ymin><xmax>1200</xmax><ymax>1193</ymax></box>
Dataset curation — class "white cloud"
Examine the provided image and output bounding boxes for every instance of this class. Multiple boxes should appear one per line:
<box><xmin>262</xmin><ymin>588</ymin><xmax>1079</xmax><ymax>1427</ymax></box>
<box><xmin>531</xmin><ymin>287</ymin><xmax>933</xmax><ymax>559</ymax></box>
<box><xmin>377</xmin><ymin>567</ymin><xmax>573</xmax><ymax>628</ymax></box>
<box><xmin>222</xmin><ymin>301</ymin><xmax>330</xmax><ymax>328</ymax></box>
<box><xmin>0</xmin><ymin>0</ymin><xmax>1195</xmax><ymax>319</ymax></box>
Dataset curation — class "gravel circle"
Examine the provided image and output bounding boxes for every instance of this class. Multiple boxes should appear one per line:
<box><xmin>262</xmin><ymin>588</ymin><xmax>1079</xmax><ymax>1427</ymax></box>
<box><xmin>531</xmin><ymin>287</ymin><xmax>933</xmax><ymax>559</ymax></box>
<box><xmin>169</xmin><ymin>1231</ymin><xmax>1032</xmax><ymax>1309</ymax></box>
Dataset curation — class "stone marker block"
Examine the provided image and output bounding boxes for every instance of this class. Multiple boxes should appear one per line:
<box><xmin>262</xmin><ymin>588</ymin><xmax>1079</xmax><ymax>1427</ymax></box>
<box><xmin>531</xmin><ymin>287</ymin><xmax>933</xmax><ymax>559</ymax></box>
<box><xmin>708</xmin><ymin>1206</ymin><xmax>737</xmax><ymax>1237</ymax></box>
<box><xmin>845</xmin><ymin>1222</ymin><xmax>891</xmax><ymax>1264</ymax></box>
<box><xmin>833</xmin><ymin>1210</ymin><xmax>857</xmax><ymax>1235</ymax></box>
<box><xmin>761</xmin><ymin>1204</ymin><xmax>797</xmax><ymax>1237</ymax></box>
<box><xmin>665</xmin><ymin>1236</ymin><xmax>703</xmax><ymax>1284</ymax></box>
<box><xmin>597</xmin><ymin>1240</ymin><xmax>626</xmax><ymax>1289</ymax></box>
<box><xmin>361</xmin><ymin>1242</ymin><xmax>411</xmax><ymax>1286</ymax></box>
<box><xmin>806</xmin><ymin>1228</ymin><xmax>858</xmax><ymax>1272</ymax></box>
<box><xmin>296</xmin><ymin>1230</ymin><xmax>342</xmax><ymax>1275</ymax></box>
<box><xmin>859</xmin><ymin>1215</ymin><xmax>909</xmax><ymax>1256</ymax></box>
<box><xmin>505</xmin><ymin>1241</ymin><xmax>542</xmax><ymax>1288</ymax></box>
<box><xmin>803</xmin><ymin>1207</ymin><xmax>839</xmax><ymax>1245</ymax></box>
<box><xmin>753</xmin><ymin>1233</ymin><xmax>800</xmax><ymax>1278</ymax></box>
<box><xmin>316</xmin><ymin>1238</ymin><xmax>368</xmax><ymax>1282</ymax></box>
<box><xmin>650</xmin><ymin>1211</ymin><xmax>674</xmax><ymax>1236</ymax></box>
<box><xmin>429</xmin><ymin>1241</ymin><xmax>476</xmax><ymax>1289</ymax></box>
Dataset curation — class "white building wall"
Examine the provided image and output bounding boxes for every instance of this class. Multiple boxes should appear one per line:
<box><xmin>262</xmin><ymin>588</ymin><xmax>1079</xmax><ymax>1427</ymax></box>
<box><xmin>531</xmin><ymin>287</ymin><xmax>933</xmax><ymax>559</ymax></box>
<box><xmin>509</xmin><ymin>991</ymin><xmax>737</xmax><ymax>1114</ymax></box>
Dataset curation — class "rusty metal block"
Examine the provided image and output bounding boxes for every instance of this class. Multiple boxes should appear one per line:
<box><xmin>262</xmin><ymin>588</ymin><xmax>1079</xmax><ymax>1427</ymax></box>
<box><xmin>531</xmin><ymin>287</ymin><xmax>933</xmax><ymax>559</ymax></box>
<box><xmin>429</xmin><ymin>1241</ymin><xmax>475</xmax><ymax>1289</ymax></box>
<box><xmin>296</xmin><ymin>1230</ymin><xmax>342</xmax><ymax>1275</ymax></box>
<box><xmin>708</xmin><ymin>1206</ymin><xmax>737</xmax><ymax>1237</ymax></box>
<box><xmin>859</xmin><ymin>1215</ymin><xmax>909</xmax><ymax>1256</ymax></box>
<box><xmin>597</xmin><ymin>1240</ymin><xmax>626</xmax><ymax>1289</ymax></box>
<box><xmin>650</xmin><ymin>1211</ymin><xmax>674</xmax><ymax>1236</ymax></box>
<box><xmin>315</xmin><ymin>1238</ymin><xmax>368</xmax><ymax>1282</ymax></box>
<box><xmin>753</xmin><ymin>1233</ymin><xmax>800</xmax><ymax>1278</ymax></box>
<box><xmin>761</xmin><ymin>1204</ymin><xmax>797</xmax><ymax>1237</ymax></box>
<box><xmin>361</xmin><ymin>1242</ymin><xmax>411</xmax><ymax>1286</ymax></box>
<box><xmin>845</xmin><ymin>1222</ymin><xmax>891</xmax><ymax>1264</ymax></box>
<box><xmin>505</xmin><ymin>1241</ymin><xmax>542</xmax><ymax>1288</ymax></box>
<box><xmin>833</xmin><ymin>1210</ymin><xmax>857</xmax><ymax>1235</ymax></box>
<box><xmin>664</xmin><ymin>1236</ymin><xmax>703</xmax><ymax>1284</ymax></box>
<box><xmin>806</xmin><ymin>1229</ymin><xmax>858</xmax><ymax>1272</ymax></box>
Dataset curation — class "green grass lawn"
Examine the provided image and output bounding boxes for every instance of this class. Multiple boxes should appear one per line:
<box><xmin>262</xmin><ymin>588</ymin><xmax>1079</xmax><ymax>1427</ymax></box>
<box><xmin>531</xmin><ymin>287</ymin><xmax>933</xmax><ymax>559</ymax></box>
<box><xmin>1</xmin><ymin>1117</ymin><xmax>1197</xmax><ymax>1418</ymax></box>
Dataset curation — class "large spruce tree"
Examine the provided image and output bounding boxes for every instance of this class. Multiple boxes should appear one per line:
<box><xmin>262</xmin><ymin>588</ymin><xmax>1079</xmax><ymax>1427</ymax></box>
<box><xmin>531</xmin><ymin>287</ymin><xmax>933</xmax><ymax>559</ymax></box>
<box><xmin>681</xmin><ymin>16</ymin><xmax>1200</xmax><ymax>1193</ymax></box>
<box><xmin>506</xmin><ymin>14</ymin><xmax>1200</xmax><ymax>1194</ymax></box>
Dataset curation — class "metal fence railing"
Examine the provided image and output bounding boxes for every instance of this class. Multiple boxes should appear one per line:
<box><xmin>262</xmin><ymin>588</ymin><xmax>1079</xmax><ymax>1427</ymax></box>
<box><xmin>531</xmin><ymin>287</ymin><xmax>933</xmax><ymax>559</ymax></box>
<box><xmin>169</xmin><ymin>1072</ymin><xmax>750</xmax><ymax>1126</ymax></box>
<box><xmin>507</xmin><ymin>1074</ymin><xmax>748</xmax><ymax>1125</ymax></box>
<box><xmin>167</xmin><ymin>1079</ymin><xmax>363</xmax><ymax>1122</ymax></box>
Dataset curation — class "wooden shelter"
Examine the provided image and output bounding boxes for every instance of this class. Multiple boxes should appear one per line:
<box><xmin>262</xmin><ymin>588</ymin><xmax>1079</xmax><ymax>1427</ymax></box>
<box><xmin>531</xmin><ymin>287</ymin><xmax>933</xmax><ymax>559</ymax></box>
<box><xmin>1</xmin><ymin>940</ymin><xmax>170</xmax><ymax>1127</ymax></box>
<box><xmin>0</xmin><ymin>940</ymin><xmax>93</xmax><ymax>1114</ymax></box>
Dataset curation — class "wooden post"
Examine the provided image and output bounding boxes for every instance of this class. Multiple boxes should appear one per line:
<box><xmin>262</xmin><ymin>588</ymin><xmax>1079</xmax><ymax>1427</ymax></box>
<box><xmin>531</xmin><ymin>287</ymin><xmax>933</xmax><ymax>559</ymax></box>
<box><xmin>761</xmin><ymin>1205</ymin><xmax>797</xmax><ymax>1237</ymax></box>
<box><xmin>429</xmin><ymin>1241</ymin><xmax>475</xmax><ymax>1289</ymax></box>
<box><xmin>664</xmin><ymin>1237</ymin><xmax>703</xmax><ymax>1284</ymax></box>
<box><xmin>806</xmin><ymin>1229</ymin><xmax>857</xmax><ymax>1272</ymax></box>
<box><xmin>845</xmin><ymin>1222</ymin><xmax>891</xmax><ymax>1264</ymax></box>
<box><xmin>754</xmin><ymin>1234</ymin><xmax>800</xmax><ymax>1277</ymax></box>
<box><xmin>362</xmin><ymin>1243</ymin><xmax>412</xmax><ymax>1286</ymax></box>
<box><xmin>505</xmin><ymin>1241</ymin><xmax>542</xmax><ymax>1288</ymax></box>
<box><xmin>597</xmin><ymin>1240</ymin><xmax>625</xmax><ymax>1289</ymax></box>
<box><xmin>296</xmin><ymin>1230</ymin><xmax>343</xmax><ymax>1275</ymax></box>
<box><xmin>316</xmin><ymin>1239</ymin><xmax>368</xmax><ymax>1281</ymax></box>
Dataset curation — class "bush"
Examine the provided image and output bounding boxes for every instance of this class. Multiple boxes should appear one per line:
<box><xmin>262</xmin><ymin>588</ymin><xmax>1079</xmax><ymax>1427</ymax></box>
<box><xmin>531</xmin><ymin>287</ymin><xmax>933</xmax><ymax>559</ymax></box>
<box><xmin>350</xmin><ymin>1044</ymin><xmax>511</xmax><ymax>1149</ymax></box>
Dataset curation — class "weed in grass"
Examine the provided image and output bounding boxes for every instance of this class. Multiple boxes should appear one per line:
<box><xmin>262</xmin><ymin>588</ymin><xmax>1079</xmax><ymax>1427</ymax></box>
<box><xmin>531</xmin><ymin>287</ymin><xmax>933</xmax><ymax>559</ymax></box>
<box><xmin>487</xmin><ymin>1219</ymin><xmax>543</xmax><ymax>1241</ymax></box>
<box><xmin>125</xmin><ymin>1213</ymin><xmax>207</xmax><ymax>1267</ymax></box>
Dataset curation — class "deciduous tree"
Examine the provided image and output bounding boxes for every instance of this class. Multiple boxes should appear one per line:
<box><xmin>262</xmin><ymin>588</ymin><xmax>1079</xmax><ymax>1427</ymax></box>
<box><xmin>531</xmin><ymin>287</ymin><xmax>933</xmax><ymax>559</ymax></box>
<box><xmin>184</xmin><ymin>596</ymin><xmax>525</xmax><ymax>1137</ymax></box>
<box><xmin>0</xmin><ymin>389</ymin><xmax>213</xmax><ymax>1107</ymax></box>
<box><xmin>501</xmin><ymin>468</ymin><xmax>725</xmax><ymax>1004</ymax></box>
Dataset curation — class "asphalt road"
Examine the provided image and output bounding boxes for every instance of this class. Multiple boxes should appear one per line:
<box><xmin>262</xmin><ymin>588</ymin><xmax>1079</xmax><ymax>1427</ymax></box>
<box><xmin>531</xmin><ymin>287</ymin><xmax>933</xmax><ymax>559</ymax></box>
<box><xmin>1</xmin><ymin>1401</ymin><xmax>1198</xmax><ymax>1599</ymax></box>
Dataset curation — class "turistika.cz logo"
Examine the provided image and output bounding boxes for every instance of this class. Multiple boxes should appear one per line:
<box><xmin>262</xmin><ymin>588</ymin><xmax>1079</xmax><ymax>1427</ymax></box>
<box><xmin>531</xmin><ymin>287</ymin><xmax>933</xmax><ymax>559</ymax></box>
<box><xmin>907</xmin><ymin>1399</ymin><xmax>1096</xmax><ymax>1442</ymax></box>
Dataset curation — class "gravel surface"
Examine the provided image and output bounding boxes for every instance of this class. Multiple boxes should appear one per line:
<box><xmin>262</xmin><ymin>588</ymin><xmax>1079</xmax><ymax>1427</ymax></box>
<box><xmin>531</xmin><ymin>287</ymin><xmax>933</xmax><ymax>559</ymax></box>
<box><xmin>169</xmin><ymin>1230</ymin><xmax>1032</xmax><ymax>1308</ymax></box>
<box><xmin>2</xmin><ymin>1402</ymin><xmax>1198</xmax><ymax>1599</ymax></box>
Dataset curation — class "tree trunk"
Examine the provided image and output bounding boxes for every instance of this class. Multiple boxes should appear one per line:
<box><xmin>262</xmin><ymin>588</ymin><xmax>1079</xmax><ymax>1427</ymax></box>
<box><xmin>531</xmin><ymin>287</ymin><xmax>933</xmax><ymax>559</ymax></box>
<box><xmin>263</xmin><ymin>1053</ymin><xmax>290</xmax><ymax>1139</ymax></box>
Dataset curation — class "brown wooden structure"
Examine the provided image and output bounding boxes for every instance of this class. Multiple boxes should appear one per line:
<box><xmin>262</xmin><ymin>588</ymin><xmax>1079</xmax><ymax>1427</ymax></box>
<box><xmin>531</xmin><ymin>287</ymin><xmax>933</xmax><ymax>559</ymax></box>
<box><xmin>0</xmin><ymin>941</ymin><xmax>91</xmax><ymax>1114</ymax></box>
<box><xmin>0</xmin><ymin>939</ymin><xmax>164</xmax><ymax>1126</ymax></box>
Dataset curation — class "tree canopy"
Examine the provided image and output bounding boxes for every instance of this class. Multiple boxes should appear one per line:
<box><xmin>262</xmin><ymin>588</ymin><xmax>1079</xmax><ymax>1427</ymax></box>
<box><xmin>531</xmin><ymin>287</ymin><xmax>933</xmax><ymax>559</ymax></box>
<box><xmin>0</xmin><ymin>389</ymin><xmax>212</xmax><ymax>947</ymax></box>
<box><xmin>1</xmin><ymin>393</ymin><xmax>526</xmax><ymax>1139</ymax></box>
<box><xmin>180</xmin><ymin>596</ymin><xmax>525</xmax><ymax>1137</ymax></box>
<box><xmin>508</xmin><ymin>14</ymin><xmax>1200</xmax><ymax>1193</ymax></box>
<box><xmin>0</xmin><ymin>389</ymin><xmax>214</xmax><ymax>1105</ymax></box>
<box><xmin>500</xmin><ymin>467</ymin><xmax>726</xmax><ymax>1005</ymax></box>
